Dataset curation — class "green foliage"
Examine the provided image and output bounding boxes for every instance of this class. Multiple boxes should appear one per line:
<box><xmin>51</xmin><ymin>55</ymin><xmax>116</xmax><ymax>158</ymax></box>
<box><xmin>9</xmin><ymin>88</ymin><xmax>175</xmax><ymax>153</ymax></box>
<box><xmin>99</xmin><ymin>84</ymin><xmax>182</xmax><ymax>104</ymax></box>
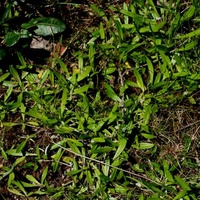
<box><xmin>0</xmin><ymin>0</ymin><xmax>200</xmax><ymax>199</ymax></box>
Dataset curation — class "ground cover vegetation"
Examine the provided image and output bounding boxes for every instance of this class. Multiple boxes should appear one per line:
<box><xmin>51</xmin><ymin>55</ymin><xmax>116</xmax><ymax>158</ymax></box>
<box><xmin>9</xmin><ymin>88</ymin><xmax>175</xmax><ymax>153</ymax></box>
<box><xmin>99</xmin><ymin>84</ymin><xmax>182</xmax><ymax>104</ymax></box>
<box><xmin>0</xmin><ymin>0</ymin><xmax>200</xmax><ymax>199</ymax></box>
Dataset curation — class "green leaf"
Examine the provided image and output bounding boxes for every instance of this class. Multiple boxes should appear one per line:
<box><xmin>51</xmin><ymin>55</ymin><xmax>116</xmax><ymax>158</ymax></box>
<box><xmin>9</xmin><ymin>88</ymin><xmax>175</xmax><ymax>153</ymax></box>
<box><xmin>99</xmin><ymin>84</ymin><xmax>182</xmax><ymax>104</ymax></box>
<box><xmin>92</xmin><ymin>137</ymin><xmax>105</xmax><ymax>143</ymax></box>
<box><xmin>7</xmin><ymin>187</ymin><xmax>24</xmax><ymax>196</ymax></box>
<box><xmin>163</xmin><ymin>160</ymin><xmax>174</xmax><ymax>182</ymax></box>
<box><xmin>138</xmin><ymin>143</ymin><xmax>154</xmax><ymax>150</ymax></box>
<box><xmin>8</xmin><ymin>172</ymin><xmax>15</xmax><ymax>187</ymax></box>
<box><xmin>86</xmin><ymin>170</ymin><xmax>93</xmax><ymax>185</ymax></box>
<box><xmin>16</xmin><ymin>140</ymin><xmax>27</xmax><ymax>153</ymax></box>
<box><xmin>104</xmin><ymin>82</ymin><xmax>121</xmax><ymax>102</ymax></box>
<box><xmin>22</xmin><ymin>17</ymin><xmax>66</xmax><ymax>36</ymax></box>
<box><xmin>173</xmin><ymin>190</ymin><xmax>187</xmax><ymax>200</ymax></box>
<box><xmin>115</xmin><ymin>19</ymin><xmax>123</xmax><ymax>41</ymax></box>
<box><xmin>133</xmin><ymin>68</ymin><xmax>145</xmax><ymax>92</ymax></box>
<box><xmin>41</xmin><ymin>166</ymin><xmax>48</xmax><ymax>184</ymax></box>
<box><xmin>13</xmin><ymin>156</ymin><xmax>26</xmax><ymax>166</ymax></box>
<box><xmin>99</xmin><ymin>22</ymin><xmax>105</xmax><ymax>39</ymax></box>
<box><xmin>5</xmin><ymin>31</ymin><xmax>21</xmax><ymax>46</ymax></box>
<box><xmin>66</xmin><ymin>140</ymin><xmax>81</xmax><ymax>155</ymax></box>
<box><xmin>9</xmin><ymin>66</ymin><xmax>21</xmax><ymax>85</ymax></box>
<box><xmin>7</xmin><ymin>149</ymin><xmax>23</xmax><ymax>156</ymax></box>
<box><xmin>175</xmin><ymin>176</ymin><xmax>191</xmax><ymax>191</ymax></box>
<box><xmin>67</xmin><ymin>138</ymin><xmax>83</xmax><ymax>147</ymax></box>
<box><xmin>176</xmin><ymin>41</ymin><xmax>197</xmax><ymax>51</ymax></box>
<box><xmin>54</xmin><ymin>126</ymin><xmax>74</xmax><ymax>134</ymax></box>
<box><xmin>113</xmin><ymin>138</ymin><xmax>127</xmax><ymax>160</ymax></box>
<box><xmin>0</xmin><ymin>72</ymin><xmax>10</xmax><ymax>83</ymax></box>
<box><xmin>26</xmin><ymin>174</ymin><xmax>41</xmax><ymax>185</ymax></box>
<box><xmin>141</xmin><ymin>133</ymin><xmax>156</xmax><ymax>139</ymax></box>
<box><xmin>60</xmin><ymin>88</ymin><xmax>68</xmax><ymax>117</ymax></box>
<box><xmin>180</xmin><ymin>5</ymin><xmax>195</xmax><ymax>22</ymax></box>
<box><xmin>143</xmin><ymin>105</ymin><xmax>152</xmax><ymax>125</ymax></box>
<box><xmin>13</xmin><ymin>180</ymin><xmax>27</xmax><ymax>196</ymax></box>
<box><xmin>27</xmin><ymin>106</ymin><xmax>48</xmax><ymax>122</ymax></box>
<box><xmin>175</xmin><ymin>28</ymin><xmax>200</xmax><ymax>39</ymax></box>
<box><xmin>77</xmin><ymin>66</ymin><xmax>92</xmax><ymax>82</ymax></box>
<box><xmin>74</xmin><ymin>84</ymin><xmax>89</xmax><ymax>95</ymax></box>
<box><xmin>146</xmin><ymin>57</ymin><xmax>154</xmax><ymax>85</ymax></box>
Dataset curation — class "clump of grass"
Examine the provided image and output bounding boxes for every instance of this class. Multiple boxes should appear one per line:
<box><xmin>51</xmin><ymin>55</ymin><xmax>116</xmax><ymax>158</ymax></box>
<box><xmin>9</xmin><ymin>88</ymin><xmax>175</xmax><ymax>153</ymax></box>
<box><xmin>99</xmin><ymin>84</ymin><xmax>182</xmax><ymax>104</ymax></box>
<box><xmin>0</xmin><ymin>0</ymin><xmax>200</xmax><ymax>199</ymax></box>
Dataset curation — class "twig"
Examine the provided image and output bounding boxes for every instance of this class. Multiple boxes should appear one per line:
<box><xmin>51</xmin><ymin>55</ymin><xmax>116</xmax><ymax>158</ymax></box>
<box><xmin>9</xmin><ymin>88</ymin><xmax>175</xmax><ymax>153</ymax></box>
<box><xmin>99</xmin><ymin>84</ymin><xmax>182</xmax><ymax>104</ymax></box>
<box><xmin>51</xmin><ymin>140</ymin><xmax>162</xmax><ymax>186</ymax></box>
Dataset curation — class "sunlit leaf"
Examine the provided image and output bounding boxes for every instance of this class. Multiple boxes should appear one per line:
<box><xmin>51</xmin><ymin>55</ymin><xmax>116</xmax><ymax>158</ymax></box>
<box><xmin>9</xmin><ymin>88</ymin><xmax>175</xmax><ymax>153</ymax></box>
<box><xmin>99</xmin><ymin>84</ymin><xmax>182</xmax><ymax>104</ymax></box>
<box><xmin>104</xmin><ymin>82</ymin><xmax>121</xmax><ymax>102</ymax></box>
<box><xmin>22</xmin><ymin>17</ymin><xmax>66</xmax><ymax>36</ymax></box>
<box><xmin>113</xmin><ymin>138</ymin><xmax>127</xmax><ymax>160</ymax></box>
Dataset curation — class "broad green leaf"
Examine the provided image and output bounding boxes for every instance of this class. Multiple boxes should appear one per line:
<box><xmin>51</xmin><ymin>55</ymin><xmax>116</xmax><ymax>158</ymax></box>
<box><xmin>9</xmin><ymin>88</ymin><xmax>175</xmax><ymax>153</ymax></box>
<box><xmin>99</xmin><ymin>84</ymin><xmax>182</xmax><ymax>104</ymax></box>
<box><xmin>148</xmin><ymin>0</ymin><xmax>160</xmax><ymax>18</ymax></box>
<box><xmin>57</xmin><ymin>58</ymin><xmax>69</xmax><ymax>76</ymax></box>
<box><xmin>7</xmin><ymin>149</ymin><xmax>23</xmax><ymax>156</ymax></box>
<box><xmin>16</xmin><ymin>140</ymin><xmax>27</xmax><ymax>153</ymax></box>
<box><xmin>133</xmin><ymin>68</ymin><xmax>145</xmax><ymax>92</ymax></box>
<box><xmin>139</xmin><ymin>143</ymin><xmax>154</xmax><ymax>150</ymax></box>
<box><xmin>13</xmin><ymin>180</ymin><xmax>27</xmax><ymax>196</ymax></box>
<box><xmin>173</xmin><ymin>190</ymin><xmax>187</xmax><ymax>200</ymax></box>
<box><xmin>38</xmin><ymin>69</ymin><xmax>50</xmax><ymax>87</ymax></box>
<box><xmin>115</xmin><ymin>184</ymin><xmax>128</xmax><ymax>195</ymax></box>
<box><xmin>22</xmin><ymin>17</ymin><xmax>66</xmax><ymax>36</ymax></box>
<box><xmin>143</xmin><ymin>105</ymin><xmax>152</xmax><ymax>125</ymax></box>
<box><xmin>163</xmin><ymin>160</ymin><xmax>174</xmax><ymax>182</ymax></box>
<box><xmin>1</xmin><ymin>149</ymin><xmax>8</xmax><ymax>160</ymax></box>
<box><xmin>4</xmin><ymin>86</ymin><xmax>13</xmax><ymax>102</ymax></box>
<box><xmin>54</xmin><ymin>126</ymin><xmax>74</xmax><ymax>134</ymax></box>
<box><xmin>17</xmin><ymin>52</ymin><xmax>26</xmax><ymax>67</ymax></box>
<box><xmin>115</xmin><ymin>19</ymin><xmax>123</xmax><ymax>41</ymax></box>
<box><xmin>8</xmin><ymin>172</ymin><xmax>15</xmax><ymax>187</ymax></box>
<box><xmin>26</xmin><ymin>174</ymin><xmax>41</xmax><ymax>185</ymax></box>
<box><xmin>104</xmin><ymin>67</ymin><xmax>116</xmax><ymax>75</ymax></box>
<box><xmin>175</xmin><ymin>28</ymin><xmax>200</xmax><ymax>39</ymax></box>
<box><xmin>100</xmin><ymin>22</ymin><xmax>105</xmax><ymax>39</ymax></box>
<box><xmin>159</xmin><ymin>51</ymin><xmax>172</xmax><ymax>70</ymax></box>
<box><xmin>102</xmin><ymin>158</ymin><xmax>110</xmax><ymax>176</ymax></box>
<box><xmin>113</xmin><ymin>138</ymin><xmax>127</xmax><ymax>160</ymax></box>
<box><xmin>92</xmin><ymin>137</ymin><xmax>105</xmax><ymax>143</ymax></box>
<box><xmin>66</xmin><ymin>138</ymin><xmax>83</xmax><ymax>147</ymax></box>
<box><xmin>77</xmin><ymin>66</ymin><xmax>92</xmax><ymax>82</ymax></box>
<box><xmin>86</xmin><ymin>170</ymin><xmax>93</xmax><ymax>185</ymax></box>
<box><xmin>74</xmin><ymin>84</ymin><xmax>89</xmax><ymax>94</ymax></box>
<box><xmin>104</xmin><ymin>82</ymin><xmax>121</xmax><ymax>102</ymax></box>
<box><xmin>176</xmin><ymin>41</ymin><xmax>197</xmax><ymax>51</ymax></box>
<box><xmin>0</xmin><ymin>72</ymin><xmax>10</xmax><ymax>83</ymax></box>
<box><xmin>175</xmin><ymin>176</ymin><xmax>191</xmax><ymax>191</ymax></box>
<box><xmin>9</xmin><ymin>66</ymin><xmax>21</xmax><ymax>85</ymax></box>
<box><xmin>60</xmin><ymin>88</ymin><xmax>67</xmax><ymax>117</ymax></box>
<box><xmin>7</xmin><ymin>187</ymin><xmax>24</xmax><ymax>196</ymax></box>
<box><xmin>66</xmin><ymin>141</ymin><xmax>81</xmax><ymax>155</ymax></box>
<box><xmin>5</xmin><ymin>31</ymin><xmax>21</xmax><ymax>46</ymax></box>
<box><xmin>125</xmin><ymin>80</ymin><xmax>138</xmax><ymax>87</ymax></box>
<box><xmin>27</xmin><ymin>107</ymin><xmax>48</xmax><ymax>121</ymax></box>
<box><xmin>141</xmin><ymin>133</ymin><xmax>156</xmax><ymax>139</ymax></box>
<box><xmin>13</xmin><ymin>156</ymin><xmax>26</xmax><ymax>166</ymax></box>
<box><xmin>90</xmin><ymin>4</ymin><xmax>106</xmax><ymax>18</ymax></box>
<box><xmin>180</xmin><ymin>5</ymin><xmax>195</xmax><ymax>22</ymax></box>
<box><xmin>66</xmin><ymin>169</ymin><xmax>83</xmax><ymax>176</ymax></box>
<box><xmin>188</xmin><ymin>96</ymin><xmax>196</xmax><ymax>104</ymax></box>
<box><xmin>41</xmin><ymin>166</ymin><xmax>48</xmax><ymax>184</ymax></box>
<box><xmin>2</xmin><ymin>122</ymin><xmax>21</xmax><ymax>127</ymax></box>
<box><xmin>146</xmin><ymin>57</ymin><xmax>154</xmax><ymax>85</ymax></box>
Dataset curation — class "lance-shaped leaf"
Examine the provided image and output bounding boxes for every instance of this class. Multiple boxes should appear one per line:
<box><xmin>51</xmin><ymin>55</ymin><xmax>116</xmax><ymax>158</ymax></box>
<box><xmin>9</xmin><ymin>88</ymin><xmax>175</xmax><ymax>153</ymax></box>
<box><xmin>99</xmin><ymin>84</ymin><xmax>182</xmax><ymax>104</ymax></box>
<box><xmin>104</xmin><ymin>82</ymin><xmax>121</xmax><ymax>102</ymax></box>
